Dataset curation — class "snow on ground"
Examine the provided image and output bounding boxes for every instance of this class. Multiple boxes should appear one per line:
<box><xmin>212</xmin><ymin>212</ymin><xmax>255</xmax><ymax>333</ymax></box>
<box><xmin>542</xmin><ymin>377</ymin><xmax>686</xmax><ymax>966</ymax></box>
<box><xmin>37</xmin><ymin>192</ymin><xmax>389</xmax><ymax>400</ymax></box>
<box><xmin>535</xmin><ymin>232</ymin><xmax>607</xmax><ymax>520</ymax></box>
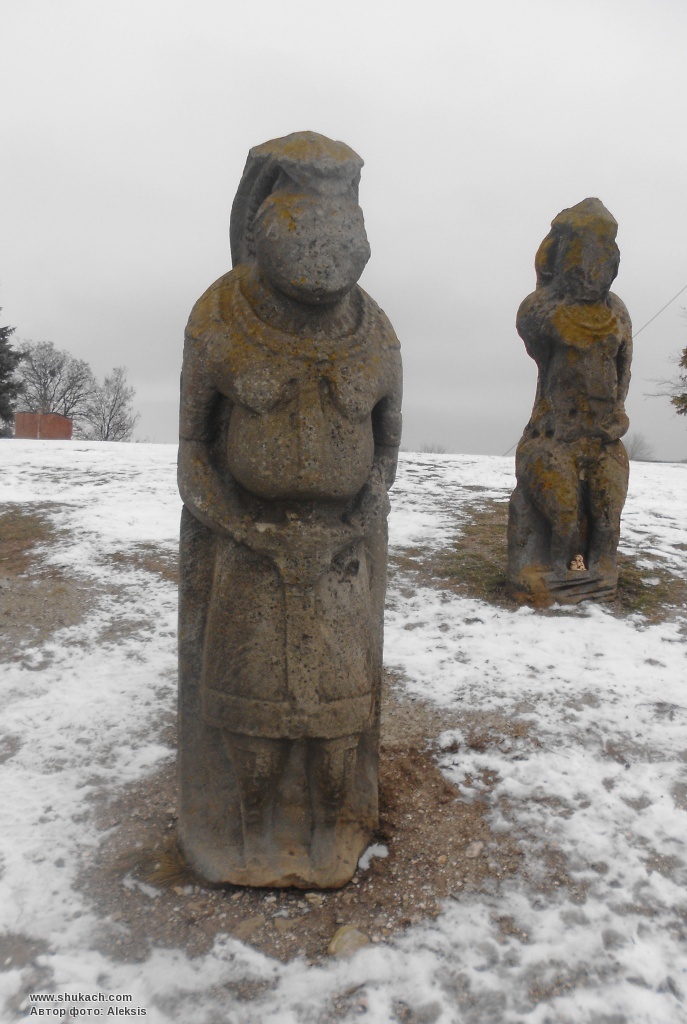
<box><xmin>1</xmin><ymin>441</ymin><xmax>686</xmax><ymax>1023</ymax></box>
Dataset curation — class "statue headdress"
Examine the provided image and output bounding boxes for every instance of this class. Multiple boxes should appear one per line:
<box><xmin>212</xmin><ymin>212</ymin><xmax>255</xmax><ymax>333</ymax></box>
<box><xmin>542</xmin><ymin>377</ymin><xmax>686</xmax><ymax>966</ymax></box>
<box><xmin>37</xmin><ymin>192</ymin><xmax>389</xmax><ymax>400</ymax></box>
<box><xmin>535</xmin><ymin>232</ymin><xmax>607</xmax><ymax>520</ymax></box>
<box><xmin>229</xmin><ymin>131</ymin><xmax>364</xmax><ymax>266</ymax></box>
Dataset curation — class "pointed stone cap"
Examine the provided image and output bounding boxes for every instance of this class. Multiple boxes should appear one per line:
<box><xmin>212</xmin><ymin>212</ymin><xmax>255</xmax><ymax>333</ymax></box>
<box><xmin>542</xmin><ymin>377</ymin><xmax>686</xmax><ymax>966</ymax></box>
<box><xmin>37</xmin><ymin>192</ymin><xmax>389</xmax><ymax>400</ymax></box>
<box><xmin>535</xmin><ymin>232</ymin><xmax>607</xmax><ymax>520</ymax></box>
<box><xmin>550</xmin><ymin>197</ymin><xmax>618</xmax><ymax>241</ymax></box>
<box><xmin>535</xmin><ymin>197</ymin><xmax>618</xmax><ymax>287</ymax></box>
<box><xmin>230</xmin><ymin>131</ymin><xmax>364</xmax><ymax>266</ymax></box>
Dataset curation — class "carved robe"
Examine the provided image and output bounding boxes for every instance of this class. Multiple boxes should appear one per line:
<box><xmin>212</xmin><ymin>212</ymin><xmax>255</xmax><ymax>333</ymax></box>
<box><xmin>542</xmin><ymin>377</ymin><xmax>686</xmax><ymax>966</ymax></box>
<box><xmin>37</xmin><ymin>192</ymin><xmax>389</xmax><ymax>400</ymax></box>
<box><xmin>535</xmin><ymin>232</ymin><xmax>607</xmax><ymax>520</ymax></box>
<box><xmin>179</xmin><ymin>266</ymin><xmax>402</xmax><ymax>741</ymax></box>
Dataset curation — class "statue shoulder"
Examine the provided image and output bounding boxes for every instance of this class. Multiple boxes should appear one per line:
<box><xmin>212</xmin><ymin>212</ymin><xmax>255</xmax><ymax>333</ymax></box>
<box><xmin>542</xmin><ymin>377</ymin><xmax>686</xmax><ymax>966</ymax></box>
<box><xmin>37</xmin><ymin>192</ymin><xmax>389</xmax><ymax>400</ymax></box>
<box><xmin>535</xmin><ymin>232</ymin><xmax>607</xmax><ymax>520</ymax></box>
<box><xmin>357</xmin><ymin>286</ymin><xmax>401</xmax><ymax>353</ymax></box>
<box><xmin>608</xmin><ymin>292</ymin><xmax>632</xmax><ymax>335</ymax></box>
<box><xmin>185</xmin><ymin>268</ymin><xmax>243</xmax><ymax>342</ymax></box>
<box><xmin>516</xmin><ymin>288</ymin><xmax>555</xmax><ymax>332</ymax></box>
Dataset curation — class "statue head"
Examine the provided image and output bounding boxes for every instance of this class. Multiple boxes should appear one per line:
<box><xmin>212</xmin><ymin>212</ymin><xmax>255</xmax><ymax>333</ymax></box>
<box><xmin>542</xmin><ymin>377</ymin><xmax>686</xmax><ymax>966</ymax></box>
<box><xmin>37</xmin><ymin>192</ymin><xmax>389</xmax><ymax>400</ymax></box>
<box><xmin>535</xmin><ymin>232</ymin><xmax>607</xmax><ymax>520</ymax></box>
<box><xmin>534</xmin><ymin>198</ymin><xmax>620</xmax><ymax>302</ymax></box>
<box><xmin>230</xmin><ymin>132</ymin><xmax>371</xmax><ymax>306</ymax></box>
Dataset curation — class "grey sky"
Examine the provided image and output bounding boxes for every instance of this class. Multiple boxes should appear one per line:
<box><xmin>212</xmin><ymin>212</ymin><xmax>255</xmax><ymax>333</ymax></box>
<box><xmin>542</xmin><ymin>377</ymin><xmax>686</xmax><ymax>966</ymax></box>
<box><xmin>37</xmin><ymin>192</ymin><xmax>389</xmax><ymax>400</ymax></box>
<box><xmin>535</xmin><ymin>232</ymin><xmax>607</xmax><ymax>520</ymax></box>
<box><xmin>3</xmin><ymin>0</ymin><xmax>687</xmax><ymax>458</ymax></box>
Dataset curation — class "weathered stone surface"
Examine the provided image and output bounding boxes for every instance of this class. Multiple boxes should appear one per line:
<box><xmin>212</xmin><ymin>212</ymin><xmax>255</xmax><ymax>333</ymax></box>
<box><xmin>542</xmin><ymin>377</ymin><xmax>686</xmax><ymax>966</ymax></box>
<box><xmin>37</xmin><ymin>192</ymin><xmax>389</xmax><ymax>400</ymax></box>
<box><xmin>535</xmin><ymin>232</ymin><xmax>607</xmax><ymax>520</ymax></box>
<box><xmin>507</xmin><ymin>199</ymin><xmax>632</xmax><ymax>606</ymax></box>
<box><xmin>327</xmin><ymin>925</ymin><xmax>371</xmax><ymax>956</ymax></box>
<box><xmin>231</xmin><ymin>914</ymin><xmax>266</xmax><ymax>941</ymax></box>
<box><xmin>177</xmin><ymin>132</ymin><xmax>402</xmax><ymax>888</ymax></box>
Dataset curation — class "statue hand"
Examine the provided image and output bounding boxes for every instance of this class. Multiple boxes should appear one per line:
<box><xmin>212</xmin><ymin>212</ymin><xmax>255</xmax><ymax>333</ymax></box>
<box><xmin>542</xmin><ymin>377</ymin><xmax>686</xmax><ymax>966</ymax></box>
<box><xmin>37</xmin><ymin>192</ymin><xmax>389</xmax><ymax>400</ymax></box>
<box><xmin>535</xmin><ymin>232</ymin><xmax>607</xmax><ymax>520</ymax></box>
<box><xmin>346</xmin><ymin>465</ymin><xmax>390</xmax><ymax>531</ymax></box>
<box><xmin>243</xmin><ymin>518</ymin><xmax>364</xmax><ymax>587</ymax></box>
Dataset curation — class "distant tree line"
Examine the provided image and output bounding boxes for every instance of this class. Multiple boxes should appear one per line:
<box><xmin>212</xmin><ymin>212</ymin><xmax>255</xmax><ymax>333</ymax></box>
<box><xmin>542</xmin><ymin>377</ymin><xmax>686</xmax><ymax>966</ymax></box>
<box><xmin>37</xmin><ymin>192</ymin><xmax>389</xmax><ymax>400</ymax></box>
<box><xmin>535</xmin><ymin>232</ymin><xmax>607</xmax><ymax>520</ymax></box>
<box><xmin>0</xmin><ymin>311</ymin><xmax>139</xmax><ymax>441</ymax></box>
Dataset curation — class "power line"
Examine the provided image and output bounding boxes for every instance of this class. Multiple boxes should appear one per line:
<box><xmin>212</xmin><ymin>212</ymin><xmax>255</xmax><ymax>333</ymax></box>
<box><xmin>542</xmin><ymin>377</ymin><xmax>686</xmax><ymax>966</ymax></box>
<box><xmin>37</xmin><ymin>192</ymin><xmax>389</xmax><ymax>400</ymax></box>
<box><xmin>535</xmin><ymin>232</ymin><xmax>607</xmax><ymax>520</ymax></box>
<box><xmin>500</xmin><ymin>281</ymin><xmax>687</xmax><ymax>457</ymax></box>
<box><xmin>632</xmin><ymin>281</ymin><xmax>687</xmax><ymax>338</ymax></box>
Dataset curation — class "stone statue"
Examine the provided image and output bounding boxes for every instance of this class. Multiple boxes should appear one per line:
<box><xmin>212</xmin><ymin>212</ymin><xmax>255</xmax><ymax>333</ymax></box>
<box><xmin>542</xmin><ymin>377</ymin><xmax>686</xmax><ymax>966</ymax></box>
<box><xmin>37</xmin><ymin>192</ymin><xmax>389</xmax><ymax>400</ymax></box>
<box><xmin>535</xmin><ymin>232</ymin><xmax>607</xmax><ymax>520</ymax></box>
<box><xmin>177</xmin><ymin>132</ymin><xmax>402</xmax><ymax>888</ymax></box>
<box><xmin>507</xmin><ymin>198</ymin><xmax>632</xmax><ymax>606</ymax></box>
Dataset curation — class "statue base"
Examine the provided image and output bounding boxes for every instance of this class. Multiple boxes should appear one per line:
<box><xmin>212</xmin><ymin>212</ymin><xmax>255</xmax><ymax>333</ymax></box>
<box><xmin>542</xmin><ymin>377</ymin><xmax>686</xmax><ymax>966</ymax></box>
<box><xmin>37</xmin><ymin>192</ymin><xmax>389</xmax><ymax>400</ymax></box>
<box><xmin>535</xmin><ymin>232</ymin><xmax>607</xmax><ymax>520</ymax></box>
<box><xmin>179</xmin><ymin>817</ymin><xmax>371</xmax><ymax>890</ymax></box>
<box><xmin>508</xmin><ymin>564</ymin><xmax>618</xmax><ymax>607</ymax></box>
<box><xmin>177</xmin><ymin>726</ymin><xmax>377</xmax><ymax>889</ymax></box>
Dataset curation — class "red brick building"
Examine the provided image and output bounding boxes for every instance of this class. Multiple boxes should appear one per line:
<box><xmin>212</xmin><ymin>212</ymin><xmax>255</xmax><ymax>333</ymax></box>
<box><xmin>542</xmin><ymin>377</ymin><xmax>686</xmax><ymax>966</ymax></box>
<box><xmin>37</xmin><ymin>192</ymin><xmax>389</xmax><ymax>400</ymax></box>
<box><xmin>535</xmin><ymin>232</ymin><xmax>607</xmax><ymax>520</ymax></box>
<box><xmin>14</xmin><ymin>412</ymin><xmax>73</xmax><ymax>440</ymax></box>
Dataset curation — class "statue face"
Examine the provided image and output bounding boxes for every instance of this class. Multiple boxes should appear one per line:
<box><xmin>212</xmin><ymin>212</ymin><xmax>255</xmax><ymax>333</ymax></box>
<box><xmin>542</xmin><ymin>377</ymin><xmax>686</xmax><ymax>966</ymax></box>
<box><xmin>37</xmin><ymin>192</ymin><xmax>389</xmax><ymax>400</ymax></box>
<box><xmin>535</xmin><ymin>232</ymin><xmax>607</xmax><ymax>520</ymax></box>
<box><xmin>555</xmin><ymin>232</ymin><xmax>619</xmax><ymax>302</ymax></box>
<box><xmin>253</xmin><ymin>190</ymin><xmax>371</xmax><ymax>305</ymax></box>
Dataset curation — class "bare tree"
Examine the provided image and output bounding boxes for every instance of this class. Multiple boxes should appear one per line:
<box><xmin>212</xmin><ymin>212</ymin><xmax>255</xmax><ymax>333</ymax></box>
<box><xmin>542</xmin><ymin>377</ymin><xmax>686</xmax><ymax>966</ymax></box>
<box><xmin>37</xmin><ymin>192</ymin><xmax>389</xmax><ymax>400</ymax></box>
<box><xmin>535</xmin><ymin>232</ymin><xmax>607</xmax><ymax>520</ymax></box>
<box><xmin>82</xmin><ymin>367</ymin><xmax>139</xmax><ymax>441</ymax></box>
<box><xmin>419</xmin><ymin>442</ymin><xmax>447</xmax><ymax>454</ymax></box>
<box><xmin>664</xmin><ymin>347</ymin><xmax>687</xmax><ymax>416</ymax></box>
<box><xmin>16</xmin><ymin>341</ymin><xmax>95</xmax><ymax>418</ymax></box>
<box><xmin>624</xmin><ymin>432</ymin><xmax>655</xmax><ymax>461</ymax></box>
<box><xmin>650</xmin><ymin>308</ymin><xmax>687</xmax><ymax>417</ymax></box>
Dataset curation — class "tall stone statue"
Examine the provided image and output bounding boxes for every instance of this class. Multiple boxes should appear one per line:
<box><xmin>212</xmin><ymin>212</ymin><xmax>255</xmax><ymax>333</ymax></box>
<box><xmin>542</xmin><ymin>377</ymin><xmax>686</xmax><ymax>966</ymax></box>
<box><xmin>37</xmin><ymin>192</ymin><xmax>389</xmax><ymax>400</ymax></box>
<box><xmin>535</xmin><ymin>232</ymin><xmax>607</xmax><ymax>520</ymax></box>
<box><xmin>177</xmin><ymin>132</ymin><xmax>402</xmax><ymax>888</ymax></box>
<box><xmin>507</xmin><ymin>198</ymin><xmax>632</xmax><ymax>606</ymax></box>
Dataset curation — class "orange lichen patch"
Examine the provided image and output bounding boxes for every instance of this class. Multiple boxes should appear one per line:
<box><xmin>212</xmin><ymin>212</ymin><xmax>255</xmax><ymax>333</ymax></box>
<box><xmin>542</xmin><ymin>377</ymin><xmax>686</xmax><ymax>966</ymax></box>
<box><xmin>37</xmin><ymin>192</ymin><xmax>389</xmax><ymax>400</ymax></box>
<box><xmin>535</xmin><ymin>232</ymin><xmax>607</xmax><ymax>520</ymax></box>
<box><xmin>559</xmin><ymin>233</ymin><xmax>583</xmax><ymax>272</ymax></box>
<box><xmin>552</xmin><ymin>303</ymin><xmax>617</xmax><ymax>345</ymax></box>
<box><xmin>258</xmin><ymin>193</ymin><xmax>300</xmax><ymax>232</ymax></box>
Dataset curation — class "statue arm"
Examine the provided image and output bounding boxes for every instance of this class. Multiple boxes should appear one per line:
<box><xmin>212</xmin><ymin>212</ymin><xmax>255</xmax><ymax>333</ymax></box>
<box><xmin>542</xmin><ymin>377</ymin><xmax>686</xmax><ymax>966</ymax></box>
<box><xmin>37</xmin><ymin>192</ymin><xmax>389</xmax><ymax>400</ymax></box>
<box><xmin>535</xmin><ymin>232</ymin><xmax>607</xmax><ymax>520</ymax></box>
<box><xmin>612</xmin><ymin>296</ymin><xmax>633</xmax><ymax>402</ymax></box>
<box><xmin>346</xmin><ymin>359</ymin><xmax>403</xmax><ymax>530</ymax></box>
<box><xmin>372</xmin><ymin>380</ymin><xmax>403</xmax><ymax>488</ymax></box>
<box><xmin>616</xmin><ymin>336</ymin><xmax>632</xmax><ymax>403</ymax></box>
<box><xmin>177</xmin><ymin>334</ymin><xmax>250</xmax><ymax>542</ymax></box>
<box><xmin>516</xmin><ymin>291</ymin><xmax>551</xmax><ymax>367</ymax></box>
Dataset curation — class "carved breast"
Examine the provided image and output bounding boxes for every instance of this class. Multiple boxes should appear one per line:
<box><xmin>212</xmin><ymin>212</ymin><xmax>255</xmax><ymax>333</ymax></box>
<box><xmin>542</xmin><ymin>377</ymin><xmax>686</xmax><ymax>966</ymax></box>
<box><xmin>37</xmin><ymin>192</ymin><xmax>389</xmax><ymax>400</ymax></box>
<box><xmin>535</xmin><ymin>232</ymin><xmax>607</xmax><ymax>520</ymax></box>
<box><xmin>226</xmin><ymin>365</ymin><xmax>378</xmax><ymax>501</ymax></box>
<box><xmin>548</xmin><ymin>305</ymin><xmax>623</xmax><ymax>404</ymax></box>
<box><xmin>190</xmin><ymin>269</ymin><xmax>399</xmax><ymax>502</ymax></box>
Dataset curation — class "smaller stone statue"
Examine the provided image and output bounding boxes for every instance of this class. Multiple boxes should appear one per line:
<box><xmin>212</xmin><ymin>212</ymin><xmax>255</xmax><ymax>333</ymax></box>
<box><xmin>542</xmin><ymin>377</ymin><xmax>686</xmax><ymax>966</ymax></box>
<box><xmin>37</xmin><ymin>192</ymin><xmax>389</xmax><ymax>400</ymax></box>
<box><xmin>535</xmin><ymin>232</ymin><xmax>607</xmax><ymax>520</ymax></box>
<box><xmin>507</xmin><ymin>199</ymin><xmax>632</xmax><ymax>605</ymax></box>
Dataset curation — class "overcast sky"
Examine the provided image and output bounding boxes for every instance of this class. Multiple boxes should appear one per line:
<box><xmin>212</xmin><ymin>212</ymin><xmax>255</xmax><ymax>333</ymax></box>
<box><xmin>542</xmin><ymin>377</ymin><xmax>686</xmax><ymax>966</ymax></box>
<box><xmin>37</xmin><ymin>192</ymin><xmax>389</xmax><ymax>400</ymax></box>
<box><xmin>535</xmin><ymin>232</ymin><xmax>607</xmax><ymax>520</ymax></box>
<box><xmin>3</xmin><ymin>0</ymin><xmax>687</xmax><ymax>458</ymax></box>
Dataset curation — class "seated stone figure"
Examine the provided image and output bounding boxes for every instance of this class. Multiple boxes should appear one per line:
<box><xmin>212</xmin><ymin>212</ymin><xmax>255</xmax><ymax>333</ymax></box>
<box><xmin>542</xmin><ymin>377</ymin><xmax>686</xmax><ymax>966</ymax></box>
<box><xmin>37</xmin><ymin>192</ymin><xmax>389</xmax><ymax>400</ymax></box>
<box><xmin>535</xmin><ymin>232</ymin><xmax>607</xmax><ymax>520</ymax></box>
<box><xmin>507</xmin><ymin>198</ymin><xmax>632</xmax><ymax>606</ymax></box>
<box><xmin>177</xmin><ymin>132</ymin><xmax>402</xmax><ymax>888</ymax></box>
